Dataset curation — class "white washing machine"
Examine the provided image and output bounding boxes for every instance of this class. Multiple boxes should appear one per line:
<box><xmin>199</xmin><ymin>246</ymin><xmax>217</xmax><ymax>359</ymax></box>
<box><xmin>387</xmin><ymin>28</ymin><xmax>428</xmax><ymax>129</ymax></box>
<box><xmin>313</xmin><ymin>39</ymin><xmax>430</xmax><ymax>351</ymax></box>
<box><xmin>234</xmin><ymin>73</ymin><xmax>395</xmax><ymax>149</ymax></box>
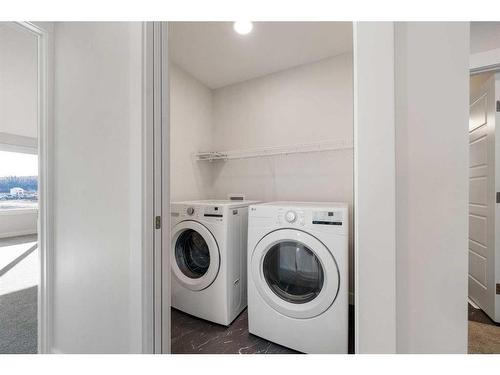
<box><xmin>171</xmin><ymin>200</ymin><xmax>259</xmax><ymax>326</ymax></box>
<box><xmin>247</xmin><ymin>202</ymin><xmax>348</xmax><ymax>353</ymax></box>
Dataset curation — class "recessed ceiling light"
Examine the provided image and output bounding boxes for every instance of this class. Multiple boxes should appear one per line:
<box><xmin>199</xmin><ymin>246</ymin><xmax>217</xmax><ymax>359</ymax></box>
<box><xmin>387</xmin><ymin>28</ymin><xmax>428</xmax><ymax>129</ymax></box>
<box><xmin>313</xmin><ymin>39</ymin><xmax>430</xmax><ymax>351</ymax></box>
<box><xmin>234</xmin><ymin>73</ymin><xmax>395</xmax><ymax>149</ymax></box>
<box><xmin>233</xmin><ymin>21</ymin><xmax>253</xmax><ymax>35</ymax></box>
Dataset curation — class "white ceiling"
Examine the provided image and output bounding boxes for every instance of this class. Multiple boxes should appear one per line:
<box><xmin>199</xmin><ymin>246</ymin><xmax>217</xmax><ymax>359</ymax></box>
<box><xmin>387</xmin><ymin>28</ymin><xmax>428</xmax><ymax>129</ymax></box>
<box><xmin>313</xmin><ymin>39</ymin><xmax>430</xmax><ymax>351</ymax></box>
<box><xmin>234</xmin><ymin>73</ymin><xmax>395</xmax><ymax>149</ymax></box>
<box><xmin>169</xmin><ymin>22</ymin><xmax>353</xmax><ymax>89</ymax></box>
<box><xmin>470</xmin><ymin>22</ymin><xmax>500</xmax><ymax>54</ymax></box>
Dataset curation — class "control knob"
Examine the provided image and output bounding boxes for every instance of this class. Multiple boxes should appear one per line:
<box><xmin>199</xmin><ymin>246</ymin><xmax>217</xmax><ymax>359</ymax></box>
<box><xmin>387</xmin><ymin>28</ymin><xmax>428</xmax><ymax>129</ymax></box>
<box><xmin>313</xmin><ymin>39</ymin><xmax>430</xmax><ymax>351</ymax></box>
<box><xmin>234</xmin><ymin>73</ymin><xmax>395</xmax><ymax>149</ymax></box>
<box><xmin>187</xmin><ymin>207</ymin><xmax>195</xmax><ymax>215</ymax></box>
<box><xmin>285</xmin><ymin>210</ymin><xmax>297</xmax><ymax>223</ymax></box>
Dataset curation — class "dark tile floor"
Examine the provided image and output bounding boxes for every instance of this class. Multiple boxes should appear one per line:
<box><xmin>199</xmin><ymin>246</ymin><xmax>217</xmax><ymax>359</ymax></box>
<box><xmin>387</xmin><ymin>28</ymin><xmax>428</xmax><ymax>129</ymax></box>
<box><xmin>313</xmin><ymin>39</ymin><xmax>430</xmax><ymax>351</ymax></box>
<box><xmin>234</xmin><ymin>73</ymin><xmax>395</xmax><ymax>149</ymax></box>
<box><xmin>171</xmin><ymin>308</ymin><xmax>298</xmax><ymax>354</ymax></box>
<box><xmin>171</xmin><ymin>305</ymin><xmax>354</xmax><ymax>354</ymax></box>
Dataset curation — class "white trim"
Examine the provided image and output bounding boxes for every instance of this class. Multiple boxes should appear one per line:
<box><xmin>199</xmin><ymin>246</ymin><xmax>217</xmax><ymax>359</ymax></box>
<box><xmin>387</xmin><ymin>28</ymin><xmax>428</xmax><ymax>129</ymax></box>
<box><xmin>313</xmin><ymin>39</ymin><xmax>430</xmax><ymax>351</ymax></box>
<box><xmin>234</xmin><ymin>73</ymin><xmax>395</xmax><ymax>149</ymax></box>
<box><xmin>0</xmin><ymin>144</ymin><xmax>37</xmax><ymax>154</ymax></box>
<box><xmin>0</xmin><ymin>229</ymin><xmax>37</xmax><ymax>239</ymax></box>
<box><xmin>353</xmin><ymin>22</ymin><xmax>397</xmax><ymax>354</ymax></box>
<box><xmin>152</xmin><ymin>21</ymin><xmax>163</xmax><ymax>354</ymax></box>
<box><xmin>149</xmin><ymin>21</ymin><xmax>170</xmax><ymax>354</ymax></box>
<box><xmin>11</xmin><ymin>21</ymin><xmax>53</xmax><ymax>355</ymax></box>
<box><xmin>160</xmin><ymin>21</ymin><xmax>171</xmax><ymax>354</ymax></box>
<box><xmin>468</xmin><ymin>298</ymin><xmax>480</xmax><ymax>309</ymax></box>
<box><xmin>0</xmin><ymin>208</ymin><xmax>38</xmax><ymax>216</ymax></box>
<box><xmin>141</xmin><ymin>21</ymin><xmax>155</xmax><ymax>354</ymax></box>
<box><xmin>0</xmin><ymin>132</ymin><xmax>37</xmax><ymax>154</ymax></box>
<box><xmin>470</xmin><ymin>48</ymin><xmax>500</xmax><ymax>75</ymax></box>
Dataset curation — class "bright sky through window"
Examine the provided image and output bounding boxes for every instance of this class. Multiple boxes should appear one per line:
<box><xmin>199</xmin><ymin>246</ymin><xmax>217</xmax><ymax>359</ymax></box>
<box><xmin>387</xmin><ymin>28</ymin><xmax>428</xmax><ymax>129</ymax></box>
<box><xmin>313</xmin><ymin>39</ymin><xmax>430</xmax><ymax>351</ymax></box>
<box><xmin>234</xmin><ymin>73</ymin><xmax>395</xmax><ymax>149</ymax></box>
<box><xmin>0</xmin><ymin>150</ymin><xmax>38</xmax><ymax>177</ymax></box>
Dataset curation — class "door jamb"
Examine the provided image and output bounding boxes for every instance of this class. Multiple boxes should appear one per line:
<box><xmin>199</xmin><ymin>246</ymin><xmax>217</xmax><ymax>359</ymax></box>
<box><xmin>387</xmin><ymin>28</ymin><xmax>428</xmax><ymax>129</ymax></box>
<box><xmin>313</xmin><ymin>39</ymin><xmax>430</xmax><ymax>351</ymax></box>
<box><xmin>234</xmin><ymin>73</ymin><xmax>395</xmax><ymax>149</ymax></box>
<box><xmin>160</xmin><ymin>21</ymin><xmax>171</xmax><ymax>355</ymax></box>
<box><xmin>353</xmin><ymin>22</ymin><xmax>397</xmax><ymax>354</ymax></box>
<box><xmin>144</xmin><ymin>21</ymin><xmax>170</xmax><ymax>354</ymax></box>
<box><xmin>148</xmin><ymin>21</ymin><xmax>170</xmax><ymax>354</ymax></box>
<box><xmin>142</xmin><ymin>21</ymin><xmax>155</xmax><ymax>354</ymax></box>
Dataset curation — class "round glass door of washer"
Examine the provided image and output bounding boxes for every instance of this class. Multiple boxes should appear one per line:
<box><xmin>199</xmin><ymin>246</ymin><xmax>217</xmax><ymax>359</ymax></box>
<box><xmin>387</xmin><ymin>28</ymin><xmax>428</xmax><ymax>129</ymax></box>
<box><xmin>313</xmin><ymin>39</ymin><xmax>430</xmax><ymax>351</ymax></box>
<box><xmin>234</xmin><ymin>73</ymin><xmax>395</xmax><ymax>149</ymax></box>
<box><xmin>171</xmin><ymin>221</ymin><xmax>220</xmax><ymax>291</ymax></box>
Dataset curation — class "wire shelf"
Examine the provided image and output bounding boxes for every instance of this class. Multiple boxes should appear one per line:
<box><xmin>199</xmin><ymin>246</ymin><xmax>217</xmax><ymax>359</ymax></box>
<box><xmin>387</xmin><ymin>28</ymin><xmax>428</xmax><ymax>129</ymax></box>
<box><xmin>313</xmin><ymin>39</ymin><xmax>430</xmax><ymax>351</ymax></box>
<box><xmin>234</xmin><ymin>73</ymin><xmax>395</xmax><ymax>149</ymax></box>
<box><xmin>194</xmin><ymin>139</ymin><xmax>353</xmax><ymax>162</ymax></box>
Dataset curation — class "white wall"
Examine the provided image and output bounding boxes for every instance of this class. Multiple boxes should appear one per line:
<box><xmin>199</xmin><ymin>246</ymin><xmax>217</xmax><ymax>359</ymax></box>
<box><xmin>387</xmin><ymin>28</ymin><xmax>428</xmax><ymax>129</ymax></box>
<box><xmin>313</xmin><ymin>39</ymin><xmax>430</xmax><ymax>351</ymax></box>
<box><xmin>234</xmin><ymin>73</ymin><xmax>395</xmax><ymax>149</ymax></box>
<box><xmin>170</xmin><ymin>54</ymin><xmax>354</xmax><ymax>296</ymax></box>
<box><xmin>170</xmin><ymin>64</ymin><xmax>213</xmax><ymax>201</ymax></box>
<box><xmin>0</xmin><ymin>24</ymin><xmax>38</xmax><ymax>138</ymax></box>
<box><xmin>0</xmin><ymin>210</ymin><xmax>37</xmax><ymax>238</ymax></box>
<box><xmin>211</xmin><ymin>55</ymin><xmax>352</xmax><ymax>151</ymax></box>
<box><xmin>471</xmin><ymin>22</ymin><xmax>500</xmax><ymax>54</ymax></box>
<box><xmin>469</xmin><ymin>23</ymin><xmax>500</xmax><ymax>72</ymax></box>
<box><xmin>211</xmin><ymin>55</ymin><xmax>354</xmax><ymax>296</ymax></box>
<box><xmin>52</xmin><ymin>22</ymin><xmax>144</xmax><ymax>353</ymax></box>
<box><xmin>395</xmin><ymin>22</ymin><xmax>469</xmax><ymax>353</ymax></box>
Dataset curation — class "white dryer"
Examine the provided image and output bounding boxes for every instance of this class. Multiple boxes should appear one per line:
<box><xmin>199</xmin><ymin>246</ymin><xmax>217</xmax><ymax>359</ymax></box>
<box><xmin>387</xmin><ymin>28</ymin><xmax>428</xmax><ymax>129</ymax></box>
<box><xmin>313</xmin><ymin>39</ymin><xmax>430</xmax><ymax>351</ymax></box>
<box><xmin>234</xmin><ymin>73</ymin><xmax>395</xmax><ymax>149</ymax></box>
<box><xmin>171</xmin><ymin>200</ymin><xmax>259</xmax><ymax>326</ymax></box>
<box><xmin>247</xmin><ymin>202</ymin><xmax>348</xmax><ymax>353</ymax></box>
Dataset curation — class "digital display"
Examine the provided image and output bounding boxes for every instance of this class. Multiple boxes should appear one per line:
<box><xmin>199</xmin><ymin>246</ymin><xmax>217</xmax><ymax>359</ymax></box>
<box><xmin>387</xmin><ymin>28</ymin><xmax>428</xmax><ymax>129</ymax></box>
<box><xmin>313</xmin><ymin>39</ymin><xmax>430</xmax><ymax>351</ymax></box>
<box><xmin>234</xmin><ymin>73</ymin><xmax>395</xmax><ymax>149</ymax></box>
<box><xmin>312</xmin><ymin>210</ymin><xmax>342</xmax><ymax>226</ymax></box>
<box><xmin>204</xmin><ymin>206</ymin><xmax>223</xmax><ymax>218</ymax></box>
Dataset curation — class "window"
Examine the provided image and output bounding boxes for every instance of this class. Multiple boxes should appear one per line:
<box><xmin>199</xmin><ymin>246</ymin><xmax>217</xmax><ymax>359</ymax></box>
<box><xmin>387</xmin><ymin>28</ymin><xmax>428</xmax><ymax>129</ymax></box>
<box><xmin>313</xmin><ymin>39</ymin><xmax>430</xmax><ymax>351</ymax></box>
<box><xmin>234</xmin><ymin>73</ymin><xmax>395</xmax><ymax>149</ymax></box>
<box><xmin>0</xmin><ymin>150</ymin><xmax>38</xmax><ymax>211</ymax></box>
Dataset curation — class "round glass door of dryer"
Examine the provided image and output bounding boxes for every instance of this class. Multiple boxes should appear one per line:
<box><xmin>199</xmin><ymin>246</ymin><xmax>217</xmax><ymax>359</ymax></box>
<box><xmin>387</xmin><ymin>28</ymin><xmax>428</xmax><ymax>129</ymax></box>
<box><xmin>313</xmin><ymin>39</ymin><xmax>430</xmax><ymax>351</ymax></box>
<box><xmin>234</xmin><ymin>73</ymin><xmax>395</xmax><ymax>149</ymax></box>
<box><xmin>171</xmin><ymin>221</ymin><xmax>220</xmax><ymax>291</ymax></box>
<box><xmin>251</xmin><ymin>229</ymin><xmax>339</xmax><ymax>319</ymax></box>
<box><xmin>263</xmin><ymin>241</ymin><xmax>324</xmax><ymax>304</ymax></box>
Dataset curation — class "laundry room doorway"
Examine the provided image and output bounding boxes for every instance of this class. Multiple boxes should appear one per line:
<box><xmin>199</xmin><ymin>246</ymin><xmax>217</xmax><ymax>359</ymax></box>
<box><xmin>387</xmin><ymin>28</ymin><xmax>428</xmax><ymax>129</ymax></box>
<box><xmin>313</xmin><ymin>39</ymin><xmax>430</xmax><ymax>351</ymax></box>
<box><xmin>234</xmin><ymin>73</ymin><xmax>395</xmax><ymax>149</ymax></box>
<box><xmin>162</xmin><ymin>21</ymin><xmax>356</xmax><ymax>354</ymax></box>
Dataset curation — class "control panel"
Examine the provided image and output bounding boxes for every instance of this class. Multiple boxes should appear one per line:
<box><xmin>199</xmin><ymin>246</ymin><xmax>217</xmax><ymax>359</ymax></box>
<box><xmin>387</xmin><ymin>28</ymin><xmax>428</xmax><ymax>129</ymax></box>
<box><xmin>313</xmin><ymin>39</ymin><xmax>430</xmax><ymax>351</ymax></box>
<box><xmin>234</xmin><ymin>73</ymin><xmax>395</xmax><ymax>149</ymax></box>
<box><xmin>276</xmin><ymin>209</ymin><xmax>343</xmax><ymax>226</ymax></box>
<box><xmin>203</xmin><ymin>205</ymin><xmax>223</xmax><ymax>218</ymax></box>
<box><xmin>171</xmin><ymin>205</ymin><xmax>224</xmax><ymax>220</ymax></box>
<box><xmin>312</xmin><ymin>210</ymin><xmax>343</xmax><ymax>226</ymax></box>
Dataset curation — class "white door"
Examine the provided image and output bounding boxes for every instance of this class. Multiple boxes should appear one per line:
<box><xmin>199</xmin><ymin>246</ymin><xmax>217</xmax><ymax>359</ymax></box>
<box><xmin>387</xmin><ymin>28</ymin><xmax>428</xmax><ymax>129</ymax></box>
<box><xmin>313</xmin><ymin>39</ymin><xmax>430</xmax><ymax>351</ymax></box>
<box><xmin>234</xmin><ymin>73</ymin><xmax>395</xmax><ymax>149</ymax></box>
<box><xmin>469</xmin><ymin>73</ymin><xmax>498</xmax><ymax>322</ymax></box>
<box><xmin>250</xmin><ymin>229</ymin><xmax>340</xmax><ymax>319</ymax></box>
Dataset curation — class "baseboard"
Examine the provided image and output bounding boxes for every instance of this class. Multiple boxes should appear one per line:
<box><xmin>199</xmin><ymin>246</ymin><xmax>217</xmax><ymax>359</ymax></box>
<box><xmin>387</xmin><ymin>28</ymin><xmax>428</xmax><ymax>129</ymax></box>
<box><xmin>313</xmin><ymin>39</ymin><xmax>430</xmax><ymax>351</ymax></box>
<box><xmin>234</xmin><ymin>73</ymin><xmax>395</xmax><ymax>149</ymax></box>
<box><xmin>468</xmin><ymin>297</ymin><xmax>480</xmax><ymax>309</ymax></box>
<box><xmin>0</xmin><ymin>229</ymin><xmax>37</xmax><ymax>239</ymax></box>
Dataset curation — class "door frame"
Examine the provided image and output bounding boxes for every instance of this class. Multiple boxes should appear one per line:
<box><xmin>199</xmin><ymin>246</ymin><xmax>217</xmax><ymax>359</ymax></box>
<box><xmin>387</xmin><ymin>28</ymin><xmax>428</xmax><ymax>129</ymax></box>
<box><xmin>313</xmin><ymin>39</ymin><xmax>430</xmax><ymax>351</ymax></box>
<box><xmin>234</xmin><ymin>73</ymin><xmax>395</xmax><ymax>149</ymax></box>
<box><xmin>156</xmin><ymin>21</ymin><xmax>399</xmax><ymax>354</ymax></box>
<box><xmin>469</xmin><ymin>58</ymin><xmax>500</xmax><ymax>323</ymax></box>
<box><xmin>160</xmin><ymin>21</ymin><xmax>171</xmax><ymax>354</ymax></box>
<box><xmin>353</xmin><ymin>22</ymin><xmax>397</xmax><ymax>354</ymax></box>
<box><xmin>143</xmin><ymin>21</ymin><xmax>171</xmax><ymax>354</ymax></box>
<box><xmin>9</xmin><ymin>21</ymin><xmax>53</xmax><ymax>354</ymax></box>
<box><xmin>148</xmin><ymin>21</ymin><xmax>171</xmax><ymax>354</ymax></box>
<box><xmin>468</xmin><ymin>75</ymin><xmax>497</xmax><ymax>319</ymax></box>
